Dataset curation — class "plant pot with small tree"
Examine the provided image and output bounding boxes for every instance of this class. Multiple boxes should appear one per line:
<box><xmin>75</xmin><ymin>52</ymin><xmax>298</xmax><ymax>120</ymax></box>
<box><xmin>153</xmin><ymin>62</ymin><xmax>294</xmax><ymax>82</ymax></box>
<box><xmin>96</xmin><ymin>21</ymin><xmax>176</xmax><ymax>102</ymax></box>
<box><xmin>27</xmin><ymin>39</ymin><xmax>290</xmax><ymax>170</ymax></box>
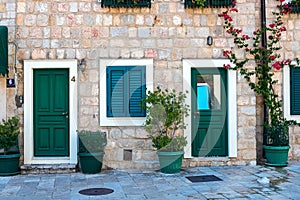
<box><xmin>0</xmin><ymin>116</ymin><xmax>21</xmax><ymax>176</ymax></box>
<box><xmin>144</xmin><ymin>87</ymin><xmax>190</xmax><ymax>174</ymax></box>
<box><xmin>77</xmin><ymin>130</ymin><xmax>107</xmax><ymax>174</ymax></box>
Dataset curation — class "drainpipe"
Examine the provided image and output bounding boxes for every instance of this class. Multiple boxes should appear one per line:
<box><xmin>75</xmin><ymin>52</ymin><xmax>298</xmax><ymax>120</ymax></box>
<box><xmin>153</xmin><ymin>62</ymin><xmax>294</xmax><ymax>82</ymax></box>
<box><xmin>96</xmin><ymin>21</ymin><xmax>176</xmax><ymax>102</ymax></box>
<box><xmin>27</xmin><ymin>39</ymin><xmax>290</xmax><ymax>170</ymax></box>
<box><xmin>261</xmin><ymin>0</ymin><xmax>268</xmax><ymax>153</ymax></box>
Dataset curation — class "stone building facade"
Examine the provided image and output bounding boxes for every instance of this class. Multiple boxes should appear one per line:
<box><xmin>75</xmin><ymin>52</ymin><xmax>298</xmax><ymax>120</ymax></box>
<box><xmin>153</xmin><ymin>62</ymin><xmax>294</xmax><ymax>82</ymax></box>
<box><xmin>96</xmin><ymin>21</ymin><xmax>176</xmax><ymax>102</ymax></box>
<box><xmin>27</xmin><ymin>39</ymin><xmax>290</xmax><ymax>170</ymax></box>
<box><xmin>0</xmin><ymin>0</ymin><xmax>299</xmax><ymax>170</ymax></box>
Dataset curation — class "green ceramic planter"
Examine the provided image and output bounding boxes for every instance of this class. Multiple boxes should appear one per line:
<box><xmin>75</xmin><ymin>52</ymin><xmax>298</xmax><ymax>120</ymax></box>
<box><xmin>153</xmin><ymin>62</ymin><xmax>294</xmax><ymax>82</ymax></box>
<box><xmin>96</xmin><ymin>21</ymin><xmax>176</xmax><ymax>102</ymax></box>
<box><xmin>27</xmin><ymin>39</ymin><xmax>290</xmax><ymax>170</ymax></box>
<box><xmin>78</xmin><ymin>152</ymin><xmax>104</xmax><ymax>174</ymax></box>
<box><xmin>0</xmin><ymin>153</ymin><xmax>20</xmax><ymax>176</ymax></box>
<box><xmin>157</xmin><ymin>151</ymin><xmax>184</xmax><ymax>174</ymax></box>
<box><xmin>263</xmin><ymin>145</ymin><xmax>290</xmax><ymax>167</ymax></box>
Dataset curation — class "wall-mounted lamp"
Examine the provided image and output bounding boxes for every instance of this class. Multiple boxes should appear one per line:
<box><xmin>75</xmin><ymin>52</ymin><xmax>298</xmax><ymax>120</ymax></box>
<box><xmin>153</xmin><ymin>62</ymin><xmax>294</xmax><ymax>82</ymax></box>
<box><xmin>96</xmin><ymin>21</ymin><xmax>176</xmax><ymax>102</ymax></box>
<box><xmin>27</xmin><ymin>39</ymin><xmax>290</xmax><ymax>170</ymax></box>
<box><xmin>15</xmin><ymin>95</ymin><xmax>23</xmax><ymax>108</ymax></box>
<box><xmin>207</xmin><ymin>36</ymin><xmax>213</xmax><ymax>46</ymax></box>
<box><xmin>78</xmin><ymin>59</ymin><xmax>87</xmax><ymax>72</ymax></box>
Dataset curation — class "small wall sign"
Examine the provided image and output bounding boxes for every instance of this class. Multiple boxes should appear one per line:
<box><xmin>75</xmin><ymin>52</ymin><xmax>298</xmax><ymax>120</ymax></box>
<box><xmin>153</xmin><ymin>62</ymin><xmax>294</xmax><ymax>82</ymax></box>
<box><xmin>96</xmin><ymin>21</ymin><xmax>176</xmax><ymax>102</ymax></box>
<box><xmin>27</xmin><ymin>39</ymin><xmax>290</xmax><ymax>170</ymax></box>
<box><xmin>6</xmin><ymin>78</ymin><xmax>15</xmax><ymax>88</ymax></box>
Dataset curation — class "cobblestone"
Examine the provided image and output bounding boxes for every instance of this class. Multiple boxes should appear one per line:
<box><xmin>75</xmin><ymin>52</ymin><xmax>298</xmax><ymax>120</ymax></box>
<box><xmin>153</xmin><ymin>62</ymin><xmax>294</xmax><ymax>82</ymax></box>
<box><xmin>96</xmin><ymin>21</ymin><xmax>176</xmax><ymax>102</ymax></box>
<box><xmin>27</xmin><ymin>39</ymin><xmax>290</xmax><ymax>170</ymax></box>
<box><xmin>0</xmin><ymin>161</ymin><xmax>299</xmax><ymax>199</ymax></box>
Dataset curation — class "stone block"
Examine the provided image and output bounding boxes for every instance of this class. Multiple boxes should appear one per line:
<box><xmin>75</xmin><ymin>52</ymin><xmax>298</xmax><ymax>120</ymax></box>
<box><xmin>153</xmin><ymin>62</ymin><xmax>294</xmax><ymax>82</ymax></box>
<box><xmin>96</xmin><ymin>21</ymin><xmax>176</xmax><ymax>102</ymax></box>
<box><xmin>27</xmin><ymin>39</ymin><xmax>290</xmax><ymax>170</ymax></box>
<box><xmin>110</xmin><ymin>128</ymin><xmax>122</xmax><ymax>139</ymax></box>
<box><xmin>32</xmin><ymin>49</ymin><xmax>47</xmax><ymax>59</ymax></box>
<box><xmin>87</xmin><ymin>70</ymin><xmax>98</xmax><ymax>83</ymax></box>
<box><xmin>138</xmin><ymin>27</ymin><xmax>150</xmax><ymax>38</ymax></box>
<box><xmin>17</xmin><ymin>2</ymin><xmax>26</xmax><ymax>13</ymax></box>
<box><xmin>136</xmin><ymin>128</ymin><xmax>149</xmax><ymax>139</ymax></box>
<box><xmin>240</xmin><ymin>106</ymin><xmax>256</xmax><ymax>116</ymax></box>
<box><xmin>183</xmin><ymin>48</ymin><xmax>197</xmax><ymax>58</ymax></box>
<box><xmin>145</xmin><ymin>49</ymin><xmax>157</xmax><ymax>58</ymax></box>
<box><xmin>158</xmin><ymin>49</ymin><xmax>171</xmax><ymax>60</ymax></box>
<box><xmin>79</xmin><ymin>2</ymin><xmax>91</xmax><ymax>12</ymax></box>
<box><xmin>123</xmin><ymin>129</ymin><xmax>136</xmax><ymax>138</ymax></box>
<box><xmin>103</xmin><ymin>14</ymin><xmax>113</xmax><ymax>26</ymax></box>
<box><xmin>131</xmin><ymin>49</ymin><xmax>144</xmax><ymax>58</ymax></box>
<box><xmin>110</xmin><ymin>39</ymin><xmax>124</xmax><ymax>47</ymax></box>
<box><xmin>239</xmin><ymin>149</ymin><xmax>256</xmax><ymax>160</ymax></box>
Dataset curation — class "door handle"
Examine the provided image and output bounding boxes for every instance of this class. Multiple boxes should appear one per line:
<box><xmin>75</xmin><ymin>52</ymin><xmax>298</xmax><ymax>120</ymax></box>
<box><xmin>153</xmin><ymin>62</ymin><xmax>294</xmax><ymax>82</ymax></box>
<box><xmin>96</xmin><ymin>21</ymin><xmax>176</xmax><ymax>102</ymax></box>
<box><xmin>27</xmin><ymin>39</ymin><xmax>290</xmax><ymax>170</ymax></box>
<box><xmin>194</xmin><ymin>111</ymin><xmax>200</xmax><ymax>116</ymax></box>
<box><xmin>62</xmin><ymin>112</ymin><xmax>68</xmax><ymax>116</ymax></box>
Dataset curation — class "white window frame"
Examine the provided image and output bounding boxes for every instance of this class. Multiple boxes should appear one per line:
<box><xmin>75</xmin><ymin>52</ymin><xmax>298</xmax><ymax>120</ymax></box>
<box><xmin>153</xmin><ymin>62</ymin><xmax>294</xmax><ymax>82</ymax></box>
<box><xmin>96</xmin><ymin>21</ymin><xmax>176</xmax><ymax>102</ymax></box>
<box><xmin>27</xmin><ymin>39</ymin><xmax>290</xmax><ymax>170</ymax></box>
<box><xmin>283</xmin><ymin>66</ymin><xmax>300</xmax><ymax>122</ymax></box>
<box><xmin>99</xmin><ymin>59</ymin><xmax>153</xmax><ymax>126</ymax></box>
<box><xmin>183</xmin><ymin>59</ymin><xmax>237</xmax><ymax>158</ymax></box>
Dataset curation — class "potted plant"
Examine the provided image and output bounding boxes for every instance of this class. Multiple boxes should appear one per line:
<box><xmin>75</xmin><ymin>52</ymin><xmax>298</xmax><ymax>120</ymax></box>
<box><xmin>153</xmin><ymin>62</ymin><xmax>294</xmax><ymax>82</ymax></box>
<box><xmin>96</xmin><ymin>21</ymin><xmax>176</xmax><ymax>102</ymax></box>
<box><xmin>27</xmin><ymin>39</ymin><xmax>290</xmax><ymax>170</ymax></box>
<box><xmin>0</xmin><ymin>116</ymin><xmax>20</xmax><ymax>176</ymax></box>
<box><xmin>144</xmin><ymin>87</ymin><xmax>189</xmax><ymax>173</ymax></box>
<box><xmin>219</xmin><ymin>1</ymin><xmax>300</xmax><ymax>166</ymax></box>
<box><xmin>77</xmin><ymin>130</ymin><xmax>107</xmax><ymax>174</ymax></box>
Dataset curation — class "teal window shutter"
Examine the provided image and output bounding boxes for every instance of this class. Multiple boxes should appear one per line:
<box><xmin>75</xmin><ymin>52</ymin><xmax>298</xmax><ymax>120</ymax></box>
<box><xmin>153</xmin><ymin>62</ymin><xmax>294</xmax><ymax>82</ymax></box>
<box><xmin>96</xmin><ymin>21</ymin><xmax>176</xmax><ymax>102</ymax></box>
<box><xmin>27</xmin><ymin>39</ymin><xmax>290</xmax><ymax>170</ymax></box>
<box><xmin>0</xmin><ymin>26</ymin><xmax>8</xmax><ymax>76</ymax></box>
<box><xmin>290</xmin><ymin>67</ymin><xmax>300</xmax><ymax>115</ymax></box>
<box><xmin>128</xmin><ymin>67</ymin><xmax>146</xmax><ymax>117</ymax></box>
<box><xmin>107</xmin><ymin>67</ymin><xmax>126</xmax><ymax>117</ymax></box>
<box><xmin>107</xmin><ymin>66</ymin><xmax>146</xmax><ymax>117</ymax></box>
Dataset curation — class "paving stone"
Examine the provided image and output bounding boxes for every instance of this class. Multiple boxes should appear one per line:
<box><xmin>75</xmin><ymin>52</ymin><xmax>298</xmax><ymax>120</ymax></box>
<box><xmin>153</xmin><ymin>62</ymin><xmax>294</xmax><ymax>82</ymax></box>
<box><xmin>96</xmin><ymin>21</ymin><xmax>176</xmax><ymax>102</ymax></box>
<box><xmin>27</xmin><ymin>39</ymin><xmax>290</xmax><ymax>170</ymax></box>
<box><xmin>0</xmin><ymin>162</ymin><xmax>299</xmax><ymax>199</ymax></box>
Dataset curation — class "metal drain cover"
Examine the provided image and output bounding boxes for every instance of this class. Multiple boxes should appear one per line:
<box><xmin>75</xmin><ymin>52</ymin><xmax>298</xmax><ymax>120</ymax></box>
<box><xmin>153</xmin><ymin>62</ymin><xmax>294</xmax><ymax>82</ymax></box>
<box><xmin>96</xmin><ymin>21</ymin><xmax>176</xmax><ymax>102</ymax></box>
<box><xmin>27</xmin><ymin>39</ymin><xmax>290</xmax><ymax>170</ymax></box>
<box><xmin>79</xmin><ymin>188</ymin><xmax>114</xmax><ymax>196</ymax></box>
<box><xmin>186</xmin><ymin>175</ymin><xmax>222</xmax><ymax>183</ymax></box>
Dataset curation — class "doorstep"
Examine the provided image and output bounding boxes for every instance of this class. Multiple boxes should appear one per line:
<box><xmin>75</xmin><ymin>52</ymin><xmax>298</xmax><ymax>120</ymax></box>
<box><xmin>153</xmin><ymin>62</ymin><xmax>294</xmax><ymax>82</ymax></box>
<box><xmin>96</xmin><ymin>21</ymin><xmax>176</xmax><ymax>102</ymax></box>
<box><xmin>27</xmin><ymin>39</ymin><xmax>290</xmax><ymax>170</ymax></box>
<box><xmin>21</xmin><ymin>164</ymin><xmax>77</xmax><ymax>174</ymax></box>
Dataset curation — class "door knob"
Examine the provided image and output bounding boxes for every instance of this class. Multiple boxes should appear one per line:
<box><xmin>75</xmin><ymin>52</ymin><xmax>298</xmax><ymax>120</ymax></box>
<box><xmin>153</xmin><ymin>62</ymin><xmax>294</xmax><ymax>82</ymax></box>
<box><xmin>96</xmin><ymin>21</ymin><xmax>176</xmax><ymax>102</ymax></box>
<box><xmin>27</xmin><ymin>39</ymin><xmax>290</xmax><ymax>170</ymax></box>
<box><xmin>194</xmin><ymin>111</ymin><xmax>200</xmax><ymax>116</ymax></box>
<box><xmin>62</xmin><ymin>112</ymin><xmax>68</xmax><ymax>116</ymax></box>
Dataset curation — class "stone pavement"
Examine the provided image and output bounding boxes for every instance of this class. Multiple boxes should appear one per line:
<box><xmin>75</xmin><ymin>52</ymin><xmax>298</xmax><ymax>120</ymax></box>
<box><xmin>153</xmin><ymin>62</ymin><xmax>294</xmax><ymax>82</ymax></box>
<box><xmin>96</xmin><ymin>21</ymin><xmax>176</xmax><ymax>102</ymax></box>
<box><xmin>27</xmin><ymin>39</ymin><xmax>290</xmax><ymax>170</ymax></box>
<box><xmin>0</xmin><ymin>161</ymin><xmax>300</xmax><ymax>200</ymax></box>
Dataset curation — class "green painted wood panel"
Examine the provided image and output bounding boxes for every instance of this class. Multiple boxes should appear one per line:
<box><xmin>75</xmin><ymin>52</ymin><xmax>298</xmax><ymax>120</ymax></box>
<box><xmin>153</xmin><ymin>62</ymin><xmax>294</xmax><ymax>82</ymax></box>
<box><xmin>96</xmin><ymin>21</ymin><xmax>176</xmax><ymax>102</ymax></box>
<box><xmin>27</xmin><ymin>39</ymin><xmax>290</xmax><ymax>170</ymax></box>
<box><xmin>33</xmin><ymin>69</ymin><xmax>69</xmax><ymax>156</ymax></box>
<box><xmin>191</xmin><ymin>68</ymin><xmax>228</xmax><ymax>157</ymax></box>
<box><xmin>290</xmin><ymin>67</ymin><xmax>300</xmax><ymax>115</ymax></box>
<box><xmin>0</xmin><ymin>26</ymin><xmax>8</xmax><ymax>76</ymax></box>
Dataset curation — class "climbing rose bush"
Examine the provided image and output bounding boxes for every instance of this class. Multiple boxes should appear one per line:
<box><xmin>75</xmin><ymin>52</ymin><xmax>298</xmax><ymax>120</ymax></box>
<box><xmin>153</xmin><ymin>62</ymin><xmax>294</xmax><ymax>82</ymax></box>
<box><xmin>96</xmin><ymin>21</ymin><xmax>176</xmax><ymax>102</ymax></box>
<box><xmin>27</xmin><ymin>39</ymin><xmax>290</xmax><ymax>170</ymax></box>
<box><xmin>218</xmin><ymin>0</ymin><xmax>300</xmax><ymax>130</ymax></box>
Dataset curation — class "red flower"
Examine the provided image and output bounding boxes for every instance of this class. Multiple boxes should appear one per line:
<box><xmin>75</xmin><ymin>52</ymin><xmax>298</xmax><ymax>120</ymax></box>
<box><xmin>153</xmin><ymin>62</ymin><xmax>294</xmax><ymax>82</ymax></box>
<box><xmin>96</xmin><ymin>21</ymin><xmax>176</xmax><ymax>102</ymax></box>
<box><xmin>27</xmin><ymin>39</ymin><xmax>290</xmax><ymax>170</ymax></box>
<box><xmin>253</xmin><ymin>29</ymin><xmax>260</xmax><ymax>35</ymax></box>
<box><xmin>272</xmin><ymin>62</ymin><xmax>281</xmax><ymax>70</ymax></box>
<box><xmin>279</xmin><ymin>26</ymin><xmax>286</xmax><ymax>31</ymax></box>
<box><xmin>242</xmin><ymin>35</ymin><xmax>250</xmax><ymax>39</ymax></box>
<box><xmin>224</xmin><ymin>13</ymin><xmax>233</xmax><ymax>22</ymax></box>
<box><xmin>223</xmin><ymin>50</ymin><xmax>232</xmax><ymax>57</ymax></box>
<box><xmin>233</xmin><ymin>28</ymin><xmax>242</xmax><ymax>34</ymax></box>
<box><xmin>270</xmin><ymin>55</ymin><xmax>276</xmax><ymax>60</ymax></box>
<box><xmin>226</xmin><ymin>28</ymin><xmax>233</xmax><ymax>34</ymax></box>
<box><xmin>230</xmin><ymin>7</ymin><xmax>238</xmax><ymax>12</ymax></box>
<box><xmin>223</xmin><ymin>64</ymin><xmax>231</xmax><ymax>69</ymax></box>
<box><xmin>276</xmin><ymin>33</ymin><xmax>282</xmax><ymax>38</ymax></box>
<box><xmin>269</xmin><ymin>23</ymin><xmax>276</xmax><ymax>28</ymax></box>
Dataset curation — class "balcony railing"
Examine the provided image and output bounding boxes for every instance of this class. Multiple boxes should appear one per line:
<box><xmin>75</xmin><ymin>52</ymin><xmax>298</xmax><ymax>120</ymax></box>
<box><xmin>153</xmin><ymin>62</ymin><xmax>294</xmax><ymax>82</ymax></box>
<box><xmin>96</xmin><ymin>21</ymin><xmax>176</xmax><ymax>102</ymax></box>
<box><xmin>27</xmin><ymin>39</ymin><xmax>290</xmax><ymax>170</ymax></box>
<box><xmin>101</xmin><ymin>0</ymin><xmax>151</xmax><ymax>8</ymax></box>
<box><xmin>185</xmin><ymin>0</ymin><xmax>234</xmax><ymax>9</ymax></box>
<box><xmin>288</xmin><ymin>2</ymin><xmax>300</xmax><ymax>13</ymax></box>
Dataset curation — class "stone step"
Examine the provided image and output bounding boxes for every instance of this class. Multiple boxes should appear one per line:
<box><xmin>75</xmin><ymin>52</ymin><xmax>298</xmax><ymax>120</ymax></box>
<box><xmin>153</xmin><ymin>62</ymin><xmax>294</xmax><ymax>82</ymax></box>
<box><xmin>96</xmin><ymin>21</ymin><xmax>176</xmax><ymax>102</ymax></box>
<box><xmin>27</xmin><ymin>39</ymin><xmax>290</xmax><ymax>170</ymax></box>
<box><xmin>21</xmin><ymin>164</ymin><xmax>77</xmax><ymax>174</ymax></box>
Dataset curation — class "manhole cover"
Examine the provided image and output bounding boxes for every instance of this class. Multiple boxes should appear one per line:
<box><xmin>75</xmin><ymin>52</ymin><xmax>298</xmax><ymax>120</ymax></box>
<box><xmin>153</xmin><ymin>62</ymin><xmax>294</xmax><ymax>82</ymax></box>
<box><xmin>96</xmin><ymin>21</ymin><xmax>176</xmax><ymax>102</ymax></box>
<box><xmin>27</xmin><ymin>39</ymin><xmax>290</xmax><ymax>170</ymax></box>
<box><xmin>79</xmin><ymin>188</ymin><xmax>114</xmax><ymax>196</ymax></box>
<box><xmin>186</xmin><ymin>175</ymin><xmax>222</xmax><ymax>183</ymax></box>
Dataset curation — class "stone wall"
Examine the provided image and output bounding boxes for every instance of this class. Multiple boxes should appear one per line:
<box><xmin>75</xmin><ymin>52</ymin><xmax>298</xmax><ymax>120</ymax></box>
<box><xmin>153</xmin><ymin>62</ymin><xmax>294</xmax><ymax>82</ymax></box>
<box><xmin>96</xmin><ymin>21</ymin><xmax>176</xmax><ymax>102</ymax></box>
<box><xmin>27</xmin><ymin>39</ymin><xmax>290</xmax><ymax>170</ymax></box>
<box><xmin>0</xmin><ymin>0</ymin><xmax>17</xmax><ymax>120</ymax></box>
<box><xmin>13</xmin><ymin>0</ymin><xmax>260</xmax><ymax>169</ymax></box>
<box><xmin>6</xmin><ymin>0</ymin><xmax>300</xmax><ymax>169</ymax></box>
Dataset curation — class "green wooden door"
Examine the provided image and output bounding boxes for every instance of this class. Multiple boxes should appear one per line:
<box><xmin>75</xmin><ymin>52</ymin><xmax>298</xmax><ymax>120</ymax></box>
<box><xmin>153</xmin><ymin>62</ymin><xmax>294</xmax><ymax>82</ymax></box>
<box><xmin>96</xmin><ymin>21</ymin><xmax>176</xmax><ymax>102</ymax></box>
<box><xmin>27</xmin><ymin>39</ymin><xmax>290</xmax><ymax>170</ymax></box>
<box><xmin>34</xmin><ymin>69</ymin><xmax>69</xmax><ymax>156</ymax></box>
<box><xmin>191</xmin><ymin>68</ymin><xmax>228</xmax><ymax>157</ymax></box>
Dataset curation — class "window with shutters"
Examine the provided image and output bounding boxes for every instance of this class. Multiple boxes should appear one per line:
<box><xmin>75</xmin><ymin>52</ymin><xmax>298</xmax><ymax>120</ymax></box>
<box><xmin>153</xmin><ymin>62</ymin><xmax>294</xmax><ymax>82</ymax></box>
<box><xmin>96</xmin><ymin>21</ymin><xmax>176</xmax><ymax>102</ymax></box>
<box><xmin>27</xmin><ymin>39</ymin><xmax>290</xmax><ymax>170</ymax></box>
<box><xmin>106</xmin><ymin>66</ymin><xmax>146</xmax><ymax>117</ymax></box>
<box><xmin>283</xmin><ymin>65</ymin><xmax>300</xmax><ymax>123</ymax></box>
<box><xmin>99</xmin><ymin>59</ymin><xmax>153</xmax><ymax>126</ymax></box>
